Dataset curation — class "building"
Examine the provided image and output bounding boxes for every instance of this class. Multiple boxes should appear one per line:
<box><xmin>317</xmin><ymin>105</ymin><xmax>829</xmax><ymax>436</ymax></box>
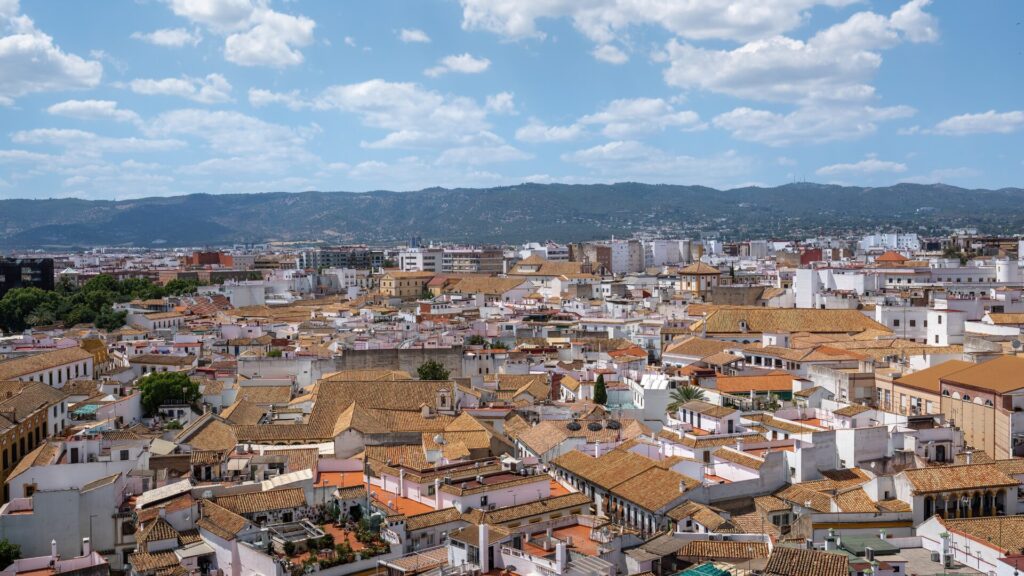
<box><xmin>0</xmin><ymin>258</ymin><xmax>54</xmax><ymax>298</ymax></box>
<box><xmin>678</xmin><ymin>262</ymin><xmax>722</xmax><ymax>299</ymax></box>
<box><xmin>300</xmin><ymin>246</ymin><xmax>384</xmax><ymax>270</ymax></box>
<box><xmin>379</xmin><ymin>271</ymin><xmax>436</xmax><ymax>300</ymax></box>
<box><xmin>0</xmin><ymin>348</ymin><xmax>95</xmax><ymax>388</ymax></box>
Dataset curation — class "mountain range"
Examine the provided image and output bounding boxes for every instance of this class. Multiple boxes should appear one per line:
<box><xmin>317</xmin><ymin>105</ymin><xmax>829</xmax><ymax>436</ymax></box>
<box><xmin>0</xmin><ymin>182</ymin><xmax>1020</xmax><ymax>248</ymax></box>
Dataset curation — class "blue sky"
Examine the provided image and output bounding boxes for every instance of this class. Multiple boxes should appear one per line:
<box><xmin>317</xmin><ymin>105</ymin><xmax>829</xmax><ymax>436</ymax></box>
<box><xmin>0</xmin><ymin>0</ymin><xmax>1021</xmax><ymax>199</ymax></box>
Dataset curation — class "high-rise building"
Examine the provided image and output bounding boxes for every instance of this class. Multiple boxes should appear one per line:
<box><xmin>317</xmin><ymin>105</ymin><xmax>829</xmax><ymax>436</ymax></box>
<box><xmin>0</xmin><ymin>258</ymin><xmax>54</xmax><ymax>298</ymax></box>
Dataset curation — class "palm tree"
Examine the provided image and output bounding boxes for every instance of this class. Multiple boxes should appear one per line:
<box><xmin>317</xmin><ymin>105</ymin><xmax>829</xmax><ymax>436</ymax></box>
<box><xmin>667</xmin><ymin>385</ymin><xmax>706</xmax><ymax>412</ymax></box>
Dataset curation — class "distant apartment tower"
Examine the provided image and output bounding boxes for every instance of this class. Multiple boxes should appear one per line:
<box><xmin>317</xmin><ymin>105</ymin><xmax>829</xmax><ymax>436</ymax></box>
<box><xmin>398</xmin><ymin>247</ymin><xmax>443</xmax><ymax>272</ymax></box>
<box><xmin>0</xmin><ymin>257</ymin><xmax>54</xmax><ymax>298</ymax></box>
<box><xmin>181</xmin><ymin>250</ymin><xmax>233</xmax><ymax>267</ymax></box>
<box><xmin>301</xmin><ymin>246</ymin><xmax>384</xmax><ymax>270</ymax></box>
<box><xmin>442</xmin><ymin>247</ymin><xmax>504</xmax><ymax>274</ymax></box>
<box><xmin>859</xmin><ymin>233</ymin><xmax>921</xmax><ymax>253</ymax></box>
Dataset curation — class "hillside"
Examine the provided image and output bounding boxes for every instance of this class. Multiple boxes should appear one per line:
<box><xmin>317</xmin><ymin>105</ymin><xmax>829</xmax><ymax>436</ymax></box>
<box><xmin>0</xmin><ymin>182</ymin><xmax>1020</xmax><ymax>248</ymax></box>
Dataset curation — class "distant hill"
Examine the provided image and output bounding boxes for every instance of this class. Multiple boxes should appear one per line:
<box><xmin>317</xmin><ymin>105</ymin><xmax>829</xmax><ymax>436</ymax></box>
<box><xmin>0</xmin><ymin>182</ymin><xmax>1021</xmax><ymax>248</ymax></box>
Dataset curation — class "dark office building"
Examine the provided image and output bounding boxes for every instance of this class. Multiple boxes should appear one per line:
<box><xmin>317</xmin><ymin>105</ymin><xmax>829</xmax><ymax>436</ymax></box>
<box><xmin>0</xmin><ymin>258</ymin><xmax>55</xmax><ymax>298</ymax></box>
<box><xmin>300</xmin><ymin>247</ymin><xmax>385</xmax><ymax>270</ymax></box>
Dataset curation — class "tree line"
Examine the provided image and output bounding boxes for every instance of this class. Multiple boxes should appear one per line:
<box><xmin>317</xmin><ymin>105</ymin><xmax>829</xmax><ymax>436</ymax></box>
<box><xmin>0</xmin><ymin>275</ymin><xmax>199</xmax><ymax>333</ymax></box>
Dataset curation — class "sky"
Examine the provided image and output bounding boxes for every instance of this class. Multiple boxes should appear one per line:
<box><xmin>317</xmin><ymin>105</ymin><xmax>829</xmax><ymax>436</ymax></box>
<box><xmin>0</xmin><ymin>0</ymin><xmax>1022</xmax><ymax>200</ymax></box>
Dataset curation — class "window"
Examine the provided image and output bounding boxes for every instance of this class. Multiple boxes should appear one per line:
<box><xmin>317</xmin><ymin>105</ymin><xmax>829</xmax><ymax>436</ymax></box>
<box><xmin>120</xmin><ymin>450</ymin><xmax>129</xmax><ymax>461</ymax></box>
<box><xmin>938</xmin><ymin>315</ymin><xmax>943</xmax><ymax>324</ymax></box>
<box><xmin>909</xmin><ymin>320</ymin><xmax>916</xmax><ymax>327</ymax></box>
<box><xmin>893</xmin><ymin>319</ymin><xmax>901</xmax><ymax>327</ymax></box>
<box><xmin>935</xmin><ymin>335</ymin><xmax>940</xmax><ymax>343</ymax></box>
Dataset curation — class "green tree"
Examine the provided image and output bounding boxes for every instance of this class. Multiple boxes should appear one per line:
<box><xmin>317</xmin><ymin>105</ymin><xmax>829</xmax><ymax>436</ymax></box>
<box><xmin>138</xmin><ymin>372</ymin><xmax>201</xmax><ymax>417</ymax></box>
<box><xmin>0</xmin><ymin>287</ymin><xmax>59</xmax><ymax>332</ymax></box>
<box><xmin>266</xmin><ymin>349</ymin><xmax>283</xmax><ymax>358</ymax></box>
<box><xmin>464</xmin><ymin>335</ymin><xmax>489</xmax><ymax>347</ymax></box>
<box><xmin>417</xmin><ymin>359</ymin><xmax>450</xmax><ymax>380</ymax></box>
<box><xmin>593</xmin><ymin>374</ymin><xmax>608</xmax><ymax>405</ymax></box>
<box><xmin>0</xmin><ymin>538</ymin><xmax>20</xmax><ymax>568</ymax></box>
<box><xmin>667</xmin><ymin>385</ymin><xmax>706</xmax><ymax>412</ymax></box>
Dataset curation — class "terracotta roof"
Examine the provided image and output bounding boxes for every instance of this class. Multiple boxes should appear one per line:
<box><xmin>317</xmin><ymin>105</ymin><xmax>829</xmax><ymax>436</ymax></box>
<box><xmin>663</xmin><ymin>336</ymin><xmax>732</xmax><ymax>358</ymax></box>
<box><xmin>875</xmin><ymin>250</ymin><xmax>909</xmax><ymax>263</ymax></box>
<box><xmin>467</xmin><ymin>492</ymin><xmax>592</xmax><ymax>525</ymax></box>
<box><xmin>764</xmin><ymin>547</ymin><xmax>849</xmax><ymax>576</ymax></box>
<box><xmin>715</xmin><ymin>372</ymin><xmax>793</xmax><ymax>394</ymax></box>
<box><xmin>832</xmin><ymin>404</ymin><xmax>871</xmax><ymax>417</ymax></box>
<box><xmin>679</xmin><ymin>262</ymin><xmax>722</xmax><ymax>275</ymax></box>
<box><xmin>678</xmin><ymin>541</ymin><xmax>767</xmax><ymax>560</ymax></box>
<box><xmin>215</xmin><ymin>487</ymin><xmax>306</xmax><ymax>515</ymax></box>
<box><xmin>713</xmin><ymin>447</ymin><xmax>764</xmax><ymax>470</ymax></box>
<box><xmin>612</xmin><ymin>467</ymin><xmax>699</xmax><ymax>511</ymax></box>
<box><xmin>690</xmin><ymin>307</ymin><xmax>889</xmax><ymax>336</ymax></box>
<box><xmin>666</xmin><ymin>501</ymin><xmax>731</xmax><ymax>531</ymax></box>
<box><xmin>237</xmin><ymin>385</ymin><xmax>292</xmax><ymax>405</ymax></box>
<box><xmin>405</xmin><ymin>507</ymin><xmax>466</xmax><ymax>531</ymax></box>
<box><xmin>940</xmin><ymin>355</ymin><xmax>1024</xmax><ymax>394</ymax></box>
<box><xmin>128</xmin><ymin>550</ymin><xmax>179</xmax><ymax>573</ymax></box>
<box><xmin>132</xmin><ymin>354</ymin><xmax>197</xmax><ymax>366</ymax></box>
<box><xmin>901</xmin><ymin>463</ymin><xmax>1018</xmax><ymax>494</ymax></box>
<box><xmin>197</xmin><ymin>499</ymin><xmax>249</xmax><ymax>541</ymax></box>
<box><xmin>894</xmin><ymin>360</ymin><xmax>974</xmax><ymax>394</ymax></box>
<box><xmin>939</xmin><ymin>515</ymin><xmax>1024</xmax><ymax>555</ymax></box>
<box><xmin>137</xmin><ymin>517</ymin><xmax>180</xmax><ymax>544</ymax></box>
<box><xmin>220</xmin><ymin>398</ymin><xmax>266</xmax><ymax>426</ymax></box>
<box><xmin>0</xmin><ymin>347</ymin><xmax>93</xmax><ymax>380</ymax></box>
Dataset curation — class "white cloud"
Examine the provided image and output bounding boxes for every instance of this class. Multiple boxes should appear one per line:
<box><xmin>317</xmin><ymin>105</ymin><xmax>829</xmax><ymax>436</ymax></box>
<box><xmin>485</xmin><ymin>92</ymin><xmax>516</xmax><ymax>115</ymax></box>
<box><xmin>930</xmin><ymin>110</ymin><xmax>1024</xmax><ymax>136</ymax></box>
<box><xmin>816</xmin><ymin>156</ymin><xmax>908</xmax><ymax>176</ymax></box>
<box><xmin>225</xmin><ymin>10</ymin><xmax>315</xmax><ymax>67</ymax></box>
<box><xmin>399</xmin><ymin>28</ymin><xmax>430</xmax><ymax>43</ymax></box>
<box><xmin>0</xmin><ymin>4</ymin><xmax>102</xmax><ymax>101</ymax></box>
<box><xmin>662</xmin><ymin>0</ymin><xmax>937</xmax><ymax>105</ymax></box>
<box><xmin>437</xmin><ymin>144</ymin><xmax>532</xmax><ymax>165</ymax></box>
<box><xmin>11</xmin><ymin>128</ymin><xmax>185</xmax><ymax>152</ymax></box>
<box><xmin>166</xmin><ymin>0</ymin><xmax>315</xmax><ymax>67</ymax></box>
<box><xmin>515</xmin><ymin>119</ymin><xmax>583</xmax><ymax>143</ymax></box>
<box><xmin>129</xmin><ymin>74</ymin><xmax>233</xmax><ymax>104</ymax></box>
<box><xmin>146</xmin><ymin>108</ymin><xmax>317</xmax><ymax>160</ymax></box>
<box><xmin>315</xmin><ymin>79</ymin><xmax>493</xmax><ymax>149</ymax></box>
<box><xmin>343</xmin><ymin>36</ymin><xmax>357</xmax><ymax>47</ymax></box>
<box><xmin>248</xmin><ymin>88</ymin><xmax>308</xmax><ymax>110</ymax></box>
<box><xmin>46</xmin><ymin>100</ymin><xmax>141</xmax><ymax>126</ymax></box>
<box><xmin>592</xmin><ymin>44</ymin><xmax>628</xmax><ymax>64</ymax></box>
<box><xmin>561</xmin><ymin>140</ymin><xmax>750</xmax><ymax>185</ymax></box>
<box><xmin>425</xmin><ymin>53</ymin><xmax>490</xmax><ymax>77</ymax></box>
<box><xmin>580</xmin><ymin>98</ymin><xmax>703</xmax><ymax>138</ymax></box>
<box><xmin>713</xmin><ymin>104</ymin><xmax>915</xmax><ymax>146</ymax></box>
<box><xmin>167</xmin><ymin>0</ymin><xmax>258</xmax><ymax>32</ymax></box>
<box><xmin>131</xmin><ymin>27</ymin><xmax>201</xmax><ymax>47</ymax></box>
<box><xmin>459</xmin><ymin>0</ymin><xmax>860</xmax><ymax>44</ymax></box>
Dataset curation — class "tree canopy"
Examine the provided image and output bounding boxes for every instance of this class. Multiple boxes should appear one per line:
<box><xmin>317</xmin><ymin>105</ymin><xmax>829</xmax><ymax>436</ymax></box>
<box><xmin>667</xmin><ymin>385</ymin><xmax>706</xmax><ymax>412</ymax></box>
<box><xmin>417</xmin><ymin>359</ymin><xmax>450</xmax><ymax>381</ymax></box>
<box><xmin>0</xmin><ymin>538</ymin><xmax>20</xmax><ymax>568</ymax></box>
<box><xmin>0</xmin><ymin>274</ymin><xmax>199</xmax><ymax>333</ymax></box>
<box><xmin>138</xmin><ymin>372</ymin><xmax>201</xmax><ymax>417</ymax></box>
<box><xmin>594</xmin><ymin>374</ymin><xmax>608</xmax><ymax>405</ymax></box>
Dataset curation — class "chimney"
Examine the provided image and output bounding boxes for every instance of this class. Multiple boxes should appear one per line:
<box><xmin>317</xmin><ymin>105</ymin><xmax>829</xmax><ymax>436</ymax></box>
<box><xmin>434</xmin><ymin>478</ymin><xmax>442</xmax><ymax>509</ymax></box>
<box><xmin>679</xmin><ymin>480</ymin><xmax>688</xmax><ymax>494</ymax></box>
<box><xmin>158</xmin><ymin>505</ymin><xmax>166</xmax><ymax>519</ymax></box>
<box><xmin>50</xmin><ymin>539</ymin><xmax>57</xmax><ymax>561</ymax></box>
<box><xmin>556</xmin><ymin>541</ymin><xmax>568</xmax><ymax>570</ymax></box>
<box><xmin>965</xmin><ymin>450</ymin><xmax>973</xmax><ymax>465</ymax></box>
<box><xmin>478</xmin><ymin>524</ymin><xmax>490</xmax><ymax>573</ymax></box>
<box><xmin>824</xmin><ymin>528</ymin><xmax>837</xmax><ymax>551</ymax></box>
<box><xmin>82</xmin><ymin>537</ymin><xmax>91</xmax><ymax>556</ymax></box>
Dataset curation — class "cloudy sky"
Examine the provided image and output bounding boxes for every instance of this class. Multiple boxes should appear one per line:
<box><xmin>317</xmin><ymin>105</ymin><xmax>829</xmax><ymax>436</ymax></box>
<box><xmin>0</xmin><ymin>0</ymin><xmax>1021</xmax><ymax>199</ymax></box>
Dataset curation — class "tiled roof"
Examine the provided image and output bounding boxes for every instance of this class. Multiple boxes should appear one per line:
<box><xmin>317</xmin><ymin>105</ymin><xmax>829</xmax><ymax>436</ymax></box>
<box><xmin>237</xmin><ymin>385</ymin><xmax>292</xmax><ymax>405</ymax></box>
<box><xmin>940</xmin><ymin>515</ymin><xmax>1024</xmax><ymax>554</ymax></box>
<box><xmin>663</xmin><ymin>336</ymin><xmax>732</xmax><ymax>358</ymax></box>
<box><xmin>715</xmin><ymin>372</ymin><xmax>793</xmax><ymax>394</ymax></box>
<box><xmin>197</xmin><ymin>499</ymin><xmax>248</xmax><ymax>541</ymax></box>
<box><xmin>612</xmin><ymin>467</ymin><xmax>699</xmax><ymax>511</ymax></box>
<box><xmin>128</xmin><ymin>550</ymin><xmax>180</xmax><ymax>573</ymax></box>
<box><xmin>216</xmin><ymin>487</ymin><xmax>307</xmax><ymax>515</ymax></box>
<box><xmin>832</xmin><ymin>404</ymin><xmax>871</xmax><ymax>417</ymax></box>
<box><xmin>901</xmin><ymin>463</ymin><xmax>1018</xmax><ymax>494</ymax></box>
<box><xmin>678</xmin><ymin>541</ymin><xmax>767</xmax><ymax>560</ymax></box>
<box><xmin>894</xmin><ymin>360</ymin><xmax>974</xmax><ymax>394</ymax></box>
<box><xmin>690</xmin><ymin>306</ymin><xmax>889</xmax><ymax>336</ymax></box>
<box><xmin>666</xmin><ymin>501</ymin><xmax>731</xmax><ymax>531</ymax></box>
<box><xmin>764</xmin><ymin>547</ymin><xmax>849</xmax><ymax>576</ymax></box>
<box><xmin>405</xmin><ymin>507</ymin><xmax>465</xmax><ymax>531</ymax></box>
<box><xmin>713</xmin><ymin>447</ymin><xmax>764</xmax><ymax>470</ymax></box>
<box><xmin>940</xmin><ymin>355</ymin><xmax>1024</xmax><ymax>394</ymax></box>
<box><xmin>0</xmin><ymin>347</ymin><xmax>93</xmax><ymax>380</ymax></box>
<box><xmin>137</xmin><ymin>517</ymin><xmax>180</xmax><ymax>544</ymax></box>
<box><xmin>220</xmin><ymin>398</ymin><xmax>266</xmax><ymax>425</ymax></box>
<box><xmin>468</xmin><ymin>492</ymin><xmax>592</xmax><ymax>525</ymax></box>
